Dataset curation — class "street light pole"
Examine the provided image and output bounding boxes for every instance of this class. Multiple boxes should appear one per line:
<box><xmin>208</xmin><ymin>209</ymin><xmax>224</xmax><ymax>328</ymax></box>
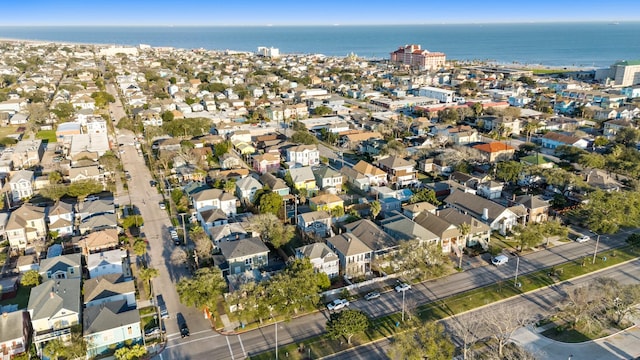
<box><xmin>592</xmin><ymin>234</ymin><xmax>601</xmax><ymax>264</ymax></box>
<box><xmin>275</xmin><ymin>320</ymin><xmax>278</xmax><ymax>360</ymax></box>
<box><xmin>179</xmin><ymin>213</ymin><xmax>188</xmax><ymax>246</ymax></box>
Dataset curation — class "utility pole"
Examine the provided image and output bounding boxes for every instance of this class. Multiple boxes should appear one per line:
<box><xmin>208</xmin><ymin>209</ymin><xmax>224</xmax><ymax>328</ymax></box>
<box><xmin>514</xmin><ymin>255</ymin><xmax>520</xmax><ymax>287</ymax></box>
<box><xmin>275</xmin><ymin>320</ymin><xmax>278</xmax><ymax>360</ymax></box>
<box><xmin>401</xmin><ymin>288</ymin><xmax>406</xmax><ymax>322</ymax></box>
<box><xmin>179</xmin><ymin>213</ymin><xmax>188</xmax><ymax>246</ymax></box>
<box><xmin>592</xmin><ymin>234</ymin><xmax>601</xmax><ymax>264</ymax></box>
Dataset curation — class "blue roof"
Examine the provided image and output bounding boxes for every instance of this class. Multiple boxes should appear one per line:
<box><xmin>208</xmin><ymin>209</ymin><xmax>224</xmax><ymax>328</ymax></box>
<box><xmin>46</xmin><ymin>244</ymin><xmax>63</xmax><ymax>258</ymax></box>
<box><xmin>57</xmin><ymin>122</ymin><xmax>81</xmax><ymax>131</ymax></box>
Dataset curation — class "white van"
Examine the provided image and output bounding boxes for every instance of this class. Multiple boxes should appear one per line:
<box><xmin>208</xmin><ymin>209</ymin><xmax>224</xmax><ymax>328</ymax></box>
<box><xmin>492</xmin><ymin>254</ymin><xmax>509</xmax><ymax>266</ymax></box>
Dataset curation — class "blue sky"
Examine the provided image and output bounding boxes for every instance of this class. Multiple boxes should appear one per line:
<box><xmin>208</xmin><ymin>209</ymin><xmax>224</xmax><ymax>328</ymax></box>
<box><xmin>2</xmin><ymin>0</ymin><xmax>640</xmax><ymax>26</ymax></box>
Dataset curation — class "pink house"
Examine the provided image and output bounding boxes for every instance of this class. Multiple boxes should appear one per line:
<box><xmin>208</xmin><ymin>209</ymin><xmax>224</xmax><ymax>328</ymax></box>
<box><xmin>252</xmin><ymin>153</ymin><xmax>281</xmax><ymax>174</ymax></box>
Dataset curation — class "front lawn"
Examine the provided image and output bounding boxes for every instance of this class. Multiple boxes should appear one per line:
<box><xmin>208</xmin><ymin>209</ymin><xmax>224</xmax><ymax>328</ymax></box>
<box><xmin>36</xmin><ymin>130</ymin><xmax>57</xmax><ymax>143</ymax></box>
<box><xmin>0</xmin><ymin>285</ymin><xmax>32</xmax><ymax>309</ymax></box>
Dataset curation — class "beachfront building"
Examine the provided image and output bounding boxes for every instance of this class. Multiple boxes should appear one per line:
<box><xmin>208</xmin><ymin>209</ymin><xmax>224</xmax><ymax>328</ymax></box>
<box><xmin>390</xmin><ymin>44</ymin><xmax>446</xmax><ymax>70</ymax></box>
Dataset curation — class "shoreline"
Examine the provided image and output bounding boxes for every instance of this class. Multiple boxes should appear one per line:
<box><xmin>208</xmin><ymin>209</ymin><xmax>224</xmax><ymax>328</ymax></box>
<box><xmin>0</xmin><ymin>37</ymin><xmax>602</xmax><ymax>70</ymax></box>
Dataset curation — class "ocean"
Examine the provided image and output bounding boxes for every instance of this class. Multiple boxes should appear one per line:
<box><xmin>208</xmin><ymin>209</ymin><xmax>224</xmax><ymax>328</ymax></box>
<box><xmin>0</xmin><ymin>22</ymin><xmax>639</xmax><ymax>68</ymax></box>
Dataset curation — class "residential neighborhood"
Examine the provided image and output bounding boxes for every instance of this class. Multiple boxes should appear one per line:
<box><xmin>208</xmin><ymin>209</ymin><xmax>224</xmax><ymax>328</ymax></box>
<box><xmin>0</xmin><ymin>38</ymin><xmax>639</xmax><ymax>360</ymax></box>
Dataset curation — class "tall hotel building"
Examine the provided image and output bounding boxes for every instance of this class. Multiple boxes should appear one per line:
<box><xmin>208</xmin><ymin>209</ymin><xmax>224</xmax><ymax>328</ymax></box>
<box><xmin>390</xmin><ymin>44</ymin><xmax>446</xmax><ymax>70</ymax></box>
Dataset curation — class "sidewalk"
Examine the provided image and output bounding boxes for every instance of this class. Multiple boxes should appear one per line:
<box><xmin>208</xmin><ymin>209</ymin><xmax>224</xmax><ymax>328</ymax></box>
<box><xmin>511</xmin><ymin>321</ymin><xmax>640</xmax><ymax>359</ymax></box>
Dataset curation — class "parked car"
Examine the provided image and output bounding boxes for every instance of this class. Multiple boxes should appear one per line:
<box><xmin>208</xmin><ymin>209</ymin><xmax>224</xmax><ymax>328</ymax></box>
<box><xmin>327</xmin><ymin>299</ymin><xmax>349</xmax><ymax>311</ymax></box>
<box><xmin>157</xmin><ymin>295</ymin><xmax>169</xmax><ymax>319</ymax></box>
<box><xmin>576</xmin><ymin>235</ymin><xmax>590</xmax><ymax>243</ymax></box>
<box><xmin>395</xmin><ymin>283</ymin><xmax>411</xmax><ymax>292</ymax></box>
<box><xmin>364</xmin><ymin>291</ymin><xmax>381</xmax><ymax>301</ymax></box>
<box><xmin>159</xmin><ymin>202</ymin><xmax>166</xmax><ymax>210</ymax></box>
<box><xmin>492</xmin><ymin>254</ymin><xmax>509</xmax><ymax>266</ymax></box>
<box><xmin>180</xmin><ymin>323</ymin><xmax>190</xmax><ymax>338</ymax></box>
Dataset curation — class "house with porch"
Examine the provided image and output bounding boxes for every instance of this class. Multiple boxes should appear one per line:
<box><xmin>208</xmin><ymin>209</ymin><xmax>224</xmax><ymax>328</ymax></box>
<box><xmin>313</xmin><ymin>166</ymin><xmax>343</xmax><ymax>194</ymax></box>
<box><xmin>9</xmin><ymin>169</ymin><xmax>34</xmax><ymax>202</ymax></box>
<box><xmin>28</xmin><ymin>278</ymin><xmax>81</xmax><ymax>357</ymax></box>
<box><xmin>512</xmin><ymin>195</ymin><xmax>550</xmax><ymax>224</ymax></box>
<box><xmin>39</xmin><ymin>253</ymin><xmax>82</xmax><ymax>280</ymax></box>
<box><xmin>541</xmin><ymin>132</ymin><xmax>589</xmax><ymax>150</ymax></box>
<box><xmin>380</xmin><ymin>213</ymin><xmax>440</xmax><ymax>244</ymax></box>
<box><xmin>309</xmin><ymin>193</ymin><xmax>344</xmax><ymax>213</ymax></box>
<box><xmin>209</xmin><ymin>222</ymin><xmax>249</xmax><ymax>247</ymax></box>
<box><xmin>352</xmin><ymin>160</ymin><xmax>387</xmax><ymax>188</ymax></box>
<box><xmin>435</xmin><ymin>208</ymin><xmax>491</xmax><ymax>249</ymax></box>
<box><xmin>472</xmin><ymin>142</ymin><xmax>515</xmax><ymax>162</ymax></box>
<box><xmin>235</xmin><ymin>176</ymin><xmax>263</xmax><ymax>203</ymax></box>
<box><xmin>87</xmin><ymin>249</ymin><xmax>130</xmax><ymax>279</ymax></box>
<box><xmin>297</xmin><ymin>210</ymin><xmax>332</xmax><ymax>238</ymax></box>
<box><xmin>83</xmin><ymin>299</ymin><xmax>142</xmax><ymax>358</ymax></box>
<box><xmin>260</xmin><ymin>173</ymin><xmax>290</xmax><ymax>196</ymax></box>
<box><xmin>413</xmin><ymin>211</ymin><xmax>460</xmax><ymax>254</ymax></box>
<box><xmin>6</xmin><ymin>204</ymin><xmax>47</xmax><ymax>252</ymax></box>
<box><xmin>84</xmin><ymin>274</ymin><xmax>136</xmax><ymax>308</ymax></box>
<box><xmin>252</xmin><ymin>153</ymin><xmax>280</xmax><ymax>174</ymax></box>
<box><xmin>191</xmin><ymin>187</ymin><xmax>238</xmax><ymax>217</ymax></box>
<box><xmin>75</xmin><ymin>228</ymin><xmax>120</xmax><ymax>255</ymax></box>
<box><xmin>375</xmin><ymin>156</ymin><xmax>417</xmax><ymax>187</ymax></box>
<box><xmin>326</xmin><ymin>233</ymin><xmax>373</xmax><ymax>278</ymax></box>
<box><xmin>288</xmin><ymin>167</ymin><xmax>316</xmax><ymax>192</ymax></box>
<box><xmin>47</xmin><ymin>199</ymin><xmax>75</xmax><ymax>237</ymax></box>
<box><xmin>0</xmin><ymin>310</ymin><xmax>31</xmax><ymax>360</ymax></box>
<box><xmin>286</xmin><ymin>144</ymin><xmax>320</xmax><ymax>167</ymax></box>
<box><xmin>443</xmin><ymin>191</ymin><xmax>520</xmax><ymax>235</ymax></box>
<box><xmin>295</xmin><ymin>243</ymin><xmax>339</xmax><ymax>278</ymax></box>
<box><xmin>219</xmin><ymin>237</ymin><xmax>269</xmax><ymax>275</ymax></box>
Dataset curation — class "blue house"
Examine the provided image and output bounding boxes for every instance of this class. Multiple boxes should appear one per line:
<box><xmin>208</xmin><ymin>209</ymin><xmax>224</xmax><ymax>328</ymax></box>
<box><xmin>83</xmin><ymin>299</ymin><xmax>142</xmax><ymax>358</ymax></box>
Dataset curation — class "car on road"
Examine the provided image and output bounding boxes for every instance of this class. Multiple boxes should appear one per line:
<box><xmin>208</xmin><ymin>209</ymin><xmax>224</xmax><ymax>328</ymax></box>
<box><xmin>364</xmin><ymin>291</ymin><xmax>381</xmax><ymax>301</ymax></box>
<box><xmin>327</xmin><ymin>299</ymin><xmax>349</xmax><ymax>311</ymax></box>
<box><xmin>395</xmin><ymin>282</ymin><xmax>411</xmax><ymax>292</ymax></box>
<box><xmin>492</xmin><ymin>254</ymin><xmax>509</xmax><ymax>266</ymax></box>
<box><xmin>180</xmin><ymin>324</ymin><xmax>190</xmax><ymax>338</ymax></box>
<box><xmin>150</xmin><ymin>180</ymin><xmax>157</xmax><ymax>187</ymax></box>
<box><xmin>159</xmin><ymin>202</ymin><xmax>166</xmax><ymax>210</ymax></box>
<box><xmin>125</xmin><ymin>171</ymin><xmax>131</xmax><ymax>180</ymax></box>
<box><xmin>576</xmin><ymin>235</ymin><xmax>590</xmax><ymax>243</ymax></box>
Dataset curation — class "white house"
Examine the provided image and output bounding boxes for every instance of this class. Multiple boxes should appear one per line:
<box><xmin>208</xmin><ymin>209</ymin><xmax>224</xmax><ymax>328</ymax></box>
<box><xmin>9</xmin><ymin>169</ymin><xmax>34</xmax><ymax>202</ymax></box>
<box><xmin>286</xmin><ymin>144</ymin><xmax>320</xmax><ymax>167</ymax></box>
<box><xmin>87</xmin><ymin>249</ymin><xmax>130</xmax><ymax>279</ymax></box>
<box><xmin>295</xmin><ymin>243</ymin><xmax>339</xmax><ymax>278</ymax></box>
<box><xmin>191</xmin><ymin>187</ymin><xmax>238</xmax><ymax>217</ymax></box>
<box><xmin>235</xmin><ymin>176</ymin><xmax>263</xmax><ymax>203</ymax></box>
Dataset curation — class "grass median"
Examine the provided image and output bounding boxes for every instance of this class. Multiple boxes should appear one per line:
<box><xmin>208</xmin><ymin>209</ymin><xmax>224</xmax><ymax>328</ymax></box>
<box><xmin>248</xmin><ymin>244</ymin><xmax>640</xmax><ymax>359</ymax></box>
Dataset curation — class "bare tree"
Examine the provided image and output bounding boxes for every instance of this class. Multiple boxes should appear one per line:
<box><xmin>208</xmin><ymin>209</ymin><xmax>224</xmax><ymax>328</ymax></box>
<box><xmin>481</xmin><ymin>304</ymin><xmax>538</xmax><ymax>357</ymax></box>
<box><xmin>448</xmin><ymin>314</ymin><xmax>484</xmax><ymax>360</ymax></box>
<box><xmin>170</xmin><ymin>247</ymin><xmax>189</xmax><ymax>266</ymax></box>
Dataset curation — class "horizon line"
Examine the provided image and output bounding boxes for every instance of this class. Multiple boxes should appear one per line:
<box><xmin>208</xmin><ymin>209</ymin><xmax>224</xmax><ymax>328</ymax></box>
<box><xmin>0</xmin><ymin>20</ymin><xmax>636</xmax><ymax>27</ymax></box>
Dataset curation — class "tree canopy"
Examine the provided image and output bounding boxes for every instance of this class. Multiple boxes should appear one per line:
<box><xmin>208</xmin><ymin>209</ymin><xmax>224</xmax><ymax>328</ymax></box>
<box><xmin>249</xmin><ymin>213</ymin><xmax>295</xmax><ymax>248</ymax></box>
<box><xmin>177</xmin><ymin>267</ymin><xmax>227</xmax><ymax>311</ymax></box>
<box><xmin>326</xmin><ymin>309</ymin><xmax>369</xmax><ymax>345</ymax></box>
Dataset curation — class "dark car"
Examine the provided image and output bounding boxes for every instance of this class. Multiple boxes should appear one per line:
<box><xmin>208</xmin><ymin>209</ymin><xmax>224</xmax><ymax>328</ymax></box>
<box><xmin>180</xmin><ymin>324</ymin><xmax>190</xmax><ymax>338</ymax></box>
<box><xmin>150</xmin><ymin>180</ymin><xmax>157</xmax><ymax>187</ymax></box>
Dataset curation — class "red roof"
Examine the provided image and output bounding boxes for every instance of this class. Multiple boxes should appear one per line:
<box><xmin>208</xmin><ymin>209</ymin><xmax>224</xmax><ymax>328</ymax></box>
<box><xmin>473</xmin><ymin>142</ymin><xmax>515</xmax><ymax>153</ymax></box>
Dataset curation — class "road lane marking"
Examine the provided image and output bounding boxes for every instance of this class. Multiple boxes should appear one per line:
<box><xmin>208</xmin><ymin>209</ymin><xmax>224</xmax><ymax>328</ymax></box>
<box><xmin>237</xmin><ymin>335</ymin><xmax>246</xmax><ymax>357</ymax></box>
<box><xmin>226</xmin><ymin>336</ymin><xmax>235</xmax><ymax>360</ymax></box>
<box><xmin>167</xmin><ymin>329</ymin><xmax>215</xmax><ymax>339</ymax></box>
<box><xmin>164</xmin><ymin>334</ymin><xmax>221</xmax><ymax>349</ymax></box>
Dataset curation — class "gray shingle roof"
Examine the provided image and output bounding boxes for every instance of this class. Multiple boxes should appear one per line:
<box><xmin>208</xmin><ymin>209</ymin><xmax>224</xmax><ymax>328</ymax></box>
<box><xmin>218</xmin><ymin>237</ymin><xmax>269</xmax><ymax>260</ymax></box>
<box><xmin>296</xmin><ymin>243</ymin><xmax>338</xmax><ymax>262</ymax></box>
<box><xmin>83</xmin><ymin>299</ymin><xmax>140</xmax><ymax>335</ymax></box>
<box><xmin>343</xmin><ymin>219</ymin><xmax>397</xmax><ymax>251</ymax></box>
<box><xmin>28</xmin><ymin>278</ymin><xmax>81</xmax><ymax>322</ymax></box>
<box><xmin>444</xmin><ymin>190</ymin><xmax>508</xmax><ymax>224</ymax></box>
<box><xmin>83</xmin><ymin>274</ymin><xmax>134</xmax><ymax>305</ymax></box>
<box><xmin>0</xmin><ymin>310</ymin><xmax>28</xmax><ymax>342</ymax></box>
<box><xmin>39</xmin><ymin>253</ymin><xmax>81</xmax><ymax>276</ymax></box>
<box><xmin>326</xmin><ymin>233</ymin><xmax>372</xmax><ymax>257</ymax></box>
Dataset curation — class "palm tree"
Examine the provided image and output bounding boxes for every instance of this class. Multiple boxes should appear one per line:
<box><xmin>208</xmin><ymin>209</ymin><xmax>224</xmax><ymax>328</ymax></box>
<box><xmin>43</xmin><ymin>339</ymin><xmax>67</xmax><ymax>360</ymax></box>
<box><xmin>138</xmin><ymin>267</ymin><xmax>159</xmax><ymax>299</ymax></box>
<box><xmin>370</xmin><ymin>200</ymin><xmax>382</xmax><ymax>219</ymax></box>
<box><xmin>457</xmin><ymin>222</ymin><xmax>471</xmax><ymax>269</ymax></box>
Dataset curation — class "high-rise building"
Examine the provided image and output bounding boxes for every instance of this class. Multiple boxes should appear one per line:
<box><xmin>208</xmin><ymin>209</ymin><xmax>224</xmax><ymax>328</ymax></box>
<box><xmin>595</xmin><ymin>60</ymin><xmax>640</xmax><ymax>87</ymax></box>
<box><xmin>390</xmin><ymin>44</ymin><xmax>446</xmax><ymax>70</ymax></box>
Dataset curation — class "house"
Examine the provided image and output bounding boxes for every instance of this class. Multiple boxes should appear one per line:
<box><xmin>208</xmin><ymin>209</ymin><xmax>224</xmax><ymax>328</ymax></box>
<box><xmin>0</xmin><ymin>310</ymin><xmax>31</xmax><ymax>359</ymax></box>
<box><xmin>39</xmin><ymin>253</ymin><xmax>82</xmax><ymax>280</ymax></box>
<box><xmin>326</xmin><ymin>233</ymin><xmax>373</xmax><ymax>278</ymax></box>
<box><xmin>583</xmin><ymin>168</ymin><xmax>623</xmax><ymax>193</ymax></box>
<box><xmin>12</xmin><ymin>139</ymin><xmax>43</xmax><ymax>169</ymax></box>
<box><xmin>252</xmin><ymin>153</ymin><xmax>280</xmax><ymax>174</ymax></box>
<box><xmin>402</xmin><ymin>202</ymin><xmax>437</xmax><ymax>220</ymax></box>
<box><xmin>295</xmin><ymin>243</ymin><xmax>339</xmax><ymax>278</ymax></box>
<box><xmin>260</xmin><ymin>173</ymin><xmax>290</xmax><ymax>196</ymax></box>
<box><xmin>83</xmin><ymin>274</ymin><xmax>136</xmax><ymax>308</ymax></box>
<box><xmin>313</xmin><ymin>166</ymin><xmax>343</xmax><ymax>194</ymax></box>
<box><xmin>83</xmin><ymin>299</ymin><xmax>142</xmax><ymax>358</ymax></box>
<box><xmin>309</xmin><ymin>193</ymin><xmax>344</xmax><ymax>212</ymax></box>
<box><xmin>297</xmin><ymin>210</ymin><xmax>333</xmax><ymax>238</ymax></box>
<box><xmin>235</xmin><ymin>176</ymin><xmax>263</xmax><ymax>203</ymax></box>
<box><xmin>352</xmin><ymin>160</ymin><xmax>387</xmax><ymax>187</ymax></box>
<box><xmin>191</xmin><ymin>187</ymin><xmax>238</xmax><ymax>217</ymax></box>
<box><xmin>376</xmin><ymin>155</ymin><xmax>418</xmax><ymax>187</ymax></box>
<box><xmin>219</xmin><ymin>153</ymin><xmax>243</xmax><ymax>170</ymax></box>
<box><xmin>446</xmin><ymin>125</ymin><xmax>479</xmax><ymax>145</ymax></box>
<box><xmin>218</xmin><ymin>237</ymin><xmax>269</xmax><ymax>275</ymax></box>
<box><xmin>603</xmin><ymin>119</ymin><xmax>635</xmax><ymax>139</ymax></box>
<box><xmin>209</xmin><ymin>222</ymin><xmax>249</xmax><ymax>246</ymax></box>
<box><xmin>47</xmin><ymin>199</ymin><xmax>75</xmax><ymax>237</ymax></box>
<box><xmin>444</xmin><ymin>191</ymin><xmax>519</xmax><ymax>235</ymax></box>
<box><xmin>472</xmin><ymin>142</ymin><xmax>515</xmax><ymax>162</ymax></box>
<box><xmin>28</xmin><ymin>279</ymin><xmax>81</xmax><ymax>353</ymax></box>
<box><xmin>436</xmin><ymin>208</ymin><xmax>491</xmax><ymax>249</ymax></box>
<box><xmin>513</xmin><ymin>195</ymin><xmax>550</xmax><ymax>224</ymax></box>
<box><xmin>199</xmin><ymin>208</ymin><xmax>229</xmax><ymax>235</ymax></box>
<box><xmin>75</xmin><ymin>228</ymin><xmax>120</xmax><ymax>254</ymax></box>
<box><xmin>413</xmin><ymin>211</ymin><xmax>460</xmax><ymax>254</ymax></box>
<box><xmin>5</xmin><ymin>204</ymin><xmax>47</xmax><ymax>251</ymax></box>
<box><xmin>87</xmin><ymin>249</ymin><xmax>130</xmax><ymax>279</ymax></box>
<box><xmin>340</xmin><ymin>131</ymin><xmax>383</xmax><ymax>150</ymax></box>
<box><xmin>541</xmin><ymin>132</ymin><xmax>589</xmax><ymax>150</ymax></box>
<box><xmin>340</xmin><ymin>166</ymin><xmax>372</xmax><ymax>192</ymax></box>
<box><xmin>288</xmin><ymin>167</ymin><xmax>316</xmax><ymax>192</ymax></box>
<box><xmin>477</xmin><ymin>181</ymin><xmax>504</xmax><ymax>200</ymax></box>
<box><xmin>78</xmin><ymin>213</ymin><xmax>118</xmax><ymax>235</ymax></box>
<box><xmin>68</xmin><ymin>165</ymin><xmax>103</xmax><ymax>183</ymax></box>
<box><xmin>380</xmin><ymin>213</ymin><xmax>440</xmax><ymax>244</ymax></box>
<box><xmin>286</xmin><ymin>144</ymin><xmax>320</xmax><ymax>167</ymax></box>
<box><xmin>343</xmin><ymin>219</ymin><xmax>398</xmax><ymax>257</ymax></box>
<box><xmin>9</xmin><ymin>169</ymin><xmax>34</xmax><ymax>202</ymax></box>
<box><xmin>76</xmin><ymin>198</ymin><xmax>115</xmax><ymax>222</ymax></box>
<box><xmin>16</xmin><ymin>254</ymin><xmax>38</xmax><ymax>273</ymax></box>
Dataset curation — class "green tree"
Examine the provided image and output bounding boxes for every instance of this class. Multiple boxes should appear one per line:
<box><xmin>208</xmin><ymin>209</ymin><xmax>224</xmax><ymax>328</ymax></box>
<box><xmin>52</xmin><ymin>103</ymin><xmax>75</xmax><ymax>121</ymax></box>
<box><xmin>122</xmin><ymin>215</ymin><xmax>144</xmax><ymax>231</ymax></box>
<box><xmin>249</xmin><ymin>213</ymin><xmax>295</xmax><ymax>248</ymax></box>
<box><xmin>177</xmin><ymin>267</ymin><xmax>227</xmax><ymax>311</ymax></box>
<box><xmin>578</xmin><ymin>152</ymin><xmax>606</xmax><ymax>169</ymax></box>
<box><xmin>67</xmin><ymin>180</ymin><xmax>103</xmax><ymax>200</ymax></box>
<box><xmin>138</xmin><ymin>267</ymin><xmax>159</xmax><ymax>293</ymax></box>
<box><xmin>161</xmin><ymin>110</ymin><xmax>175</xmax><ymax>122</ymax></box>
<box><xmin>369</xmin><ymin>200</ymin><xmax>381</xmax><ymax>219</ymax></box>
<box><xmin>291</xmin><ymin>130</ymin><xmax>318</xmax><ymax>145</ymax></box>
<box><xmin>90</xmin><ymin>91</ymin><xmax>115</xmax><ymax>107</ymax></box>
<box><xmin>326</xmin><ymin>309</ymin><xmax>369</xmax><ymax>345</ymax></box>
<box><xmin>132</xmin><ymin>239</ymin><xmax>147</xmax><ymax>258</ymax></box>
<box><xmin>437</xmin><ymin>108</ymin><xmax>460</xmax><ymax>124</ymax></box>
<box><xmin>313</xmin><ymin>105</ymin><xmax>332</xmax><ymax>116</ymax></box>
<box><xmin>20</xmin><ymin>269</ymin><xmax>41</xmax><ymax>286</ymax></box>
<box><xmin>495</xmin><ymin>160</ymin><xmax>524</xmax><ymax>183</ymax></box>
<box><xmin>615</xmin><ymin>127</ymin><xmax>640</xmax><ymax>147</ymax></box>
<box><xmin>213</xmin><ymin>141</ymin><xmax>231</xmax><ymax>157</ymax></box>
<box><xmin>43</xmin><ymin>338</ymin><xmax>67</xmax><ymax>359</ymax></box>
<box><xmin>190</xmin><ymin>226</ymin><xmax>213</xmax><ymax>265</ymax></box>
<box><xmin>541</xmin><ymin>220</ymin><xmax>568</xmax><ymax>246</ymax></box>
<box><xmin>114</xmin><ymin>344</ymin><xmax>147</xmax><ymax>360</ymax></box>
<box><xmin>578</xmin><ymin>190</ymin><xmax>640</xmax><ymax>234</ymax></box>
<box><xmin>39</xmin><ymin>183</ymin><xmax>68</xmax><ymax>201</ymax></box>
<box><xmin>48</xmin><ymin>171</ymin><xmax>63</xmax><ymax>184</ymax></box>
<box><xmin>409</xmin><ymin>188</ymin><xmax>440</xmax><ymax>205</ymax></box>
<box><xmin>255</xmin><ymin>191</ymin><xmax>283</xmax><ymax>217</ymax></box>
<box><xmin>388</xmin><ymin>321</ymin><xmax>455</xmax><ymax>360</ymax></box>
<box><xmin>513</xmin><ymin>224</ymin><xmax>543</xmax><ymax>250</ymax></box>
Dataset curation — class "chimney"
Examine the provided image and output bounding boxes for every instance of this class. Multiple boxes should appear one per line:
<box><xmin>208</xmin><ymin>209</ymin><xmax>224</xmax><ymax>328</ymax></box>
<box><xmin>482</xmin><ymin>208</ymin><xmax>489</xmax><ymax>221</ymax></box>
<box><xmin>50</xmin><ymin>292</ymin><xmax>54</xmax><ymax>299</ymax></box>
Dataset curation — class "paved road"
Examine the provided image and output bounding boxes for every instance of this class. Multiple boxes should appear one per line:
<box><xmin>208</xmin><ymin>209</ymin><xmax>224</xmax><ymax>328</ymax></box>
<box><xmin>325</xmin><ymin>258</ymin><xmax>640</xmax><ymax>360</ymax></box>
